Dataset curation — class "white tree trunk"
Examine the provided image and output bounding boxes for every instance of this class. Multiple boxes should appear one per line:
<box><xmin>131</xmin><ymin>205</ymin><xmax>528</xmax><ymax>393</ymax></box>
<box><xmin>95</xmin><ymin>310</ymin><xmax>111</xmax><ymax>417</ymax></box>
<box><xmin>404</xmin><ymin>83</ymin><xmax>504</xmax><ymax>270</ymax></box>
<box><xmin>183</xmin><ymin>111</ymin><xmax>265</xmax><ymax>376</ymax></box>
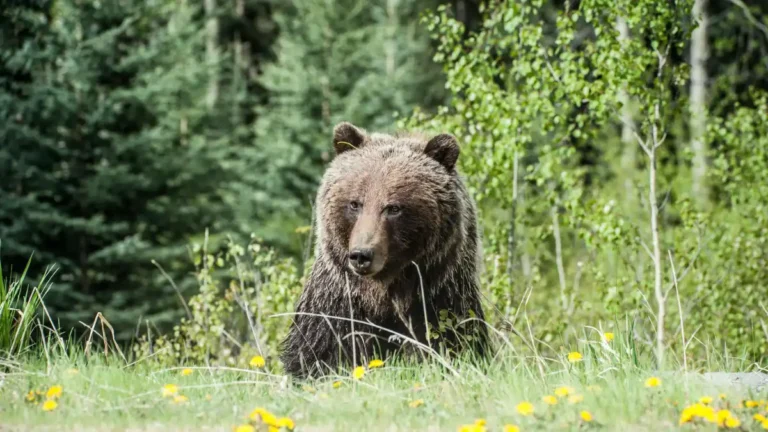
<box><xmin>690</xmin><ymin>0</ymin><xmax>709</xmax><ymax>207</ymax></box>
<box><xmin>617</xmin><ymin>17</ymin><xmax>635</xmax><ymax>200</ymax></box>
<box><xmin>205</xmin><ymin>0</ymin><xmax>219</xmax><ymax>110</ymax></box>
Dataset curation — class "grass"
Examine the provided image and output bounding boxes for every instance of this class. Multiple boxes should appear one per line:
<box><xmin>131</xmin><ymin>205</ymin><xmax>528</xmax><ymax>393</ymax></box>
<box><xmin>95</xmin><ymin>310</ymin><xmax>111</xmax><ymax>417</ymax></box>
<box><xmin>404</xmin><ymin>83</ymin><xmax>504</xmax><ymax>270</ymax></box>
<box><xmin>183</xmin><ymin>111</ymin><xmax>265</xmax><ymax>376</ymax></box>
<box><xmin>2</xmin><ymin>340</ymin><xmax>768</xmax><ymax>432</ymax></box>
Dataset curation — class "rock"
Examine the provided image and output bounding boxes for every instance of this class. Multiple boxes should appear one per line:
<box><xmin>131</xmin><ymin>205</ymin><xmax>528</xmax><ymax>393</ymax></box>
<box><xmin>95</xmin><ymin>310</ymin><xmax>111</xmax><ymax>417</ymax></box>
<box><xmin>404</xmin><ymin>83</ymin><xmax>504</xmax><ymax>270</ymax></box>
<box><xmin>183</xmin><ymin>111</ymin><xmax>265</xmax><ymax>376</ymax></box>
<box><xmin>700</xmin><ymin>372</ymin><xmax>768</xmax><ymax>392</ymax></box>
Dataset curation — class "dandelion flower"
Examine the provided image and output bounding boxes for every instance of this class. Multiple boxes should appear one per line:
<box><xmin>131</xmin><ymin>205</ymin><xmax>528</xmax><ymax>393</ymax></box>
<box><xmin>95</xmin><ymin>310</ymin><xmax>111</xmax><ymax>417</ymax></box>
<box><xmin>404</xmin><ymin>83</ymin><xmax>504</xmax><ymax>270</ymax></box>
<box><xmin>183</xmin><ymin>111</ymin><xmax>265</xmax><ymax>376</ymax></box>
<box><xmin>503</xmin><ymin>425</ymin><xmax>520</xmax><ymax>432</ymax></box>
<box><xmin>276</xmin><ymin>417</ymin><xmax>295</xmax><ymax>430</ymax></box>
<box><xmin>567</xmin><ymin>351</ymin><xmax>583</xmax><ymax>362</ymax></box>
<box><xmin>249</xmin><ymin>355</ymin><xmax>266</xmax><ymax>368</ymax></box>
<box><xmin>249</xmin><ymin>407</ymin><xmax>278</xmax><ymax>426</ymax></box>
<box><xmin>161</xmin><ymin>384</ymin><xmax>178</xmax><ymax>397</ymax></box>
<box><xmin>181</xmin><ymin>368</ymin><xmax>193</xmax><ymax>376</ymax></box>
<box><xmin>172</xmin><ymin>395</ymin><xmax>189</xmax><ymax>404</ymax></box>
<box><xmin>46</xmin><ymin>385</ymin><xmax>63</xmax><ymax>399</ymax></box>
<box><xmin>568</xmin><ymin>394</ymin><xmax>584</xmax><ymax>404</ymax></box>
<box><xmin>644</xmin><ymin>377</ymin><xmax>661</xmax><ymax>388</ymax></box>
<box><xmin>42</xmin><ymin>400</ymin><xmax>57</xmax><ymax>412</ymax></box>
<box><xmin>515</xmin><ymin>401</ymin><xmax>534</xmax><ymax>416</ymax></box>
<box><xmin>755</xmin><ymin>413</ymin><xmax>767</xmax><ymax>422</ymax></box>
<box><xmin>332</xmin><ymin>381</ymin><xmax>342</xmax><ymax>389</ymax></box>
<box><xmin>474</xmin><ymin>419</ymin><xmax>486</xmax><ymax>426</ymax></box>
<box><xmin>719</xmin><ymin>393</ymin><xmax>727</xmax><ymax>400</ymax></box>
<box><xmin>699</xmin><ymin>396</ymin><xmax>713</xmax><ymax>404</ymax></box>
<box><xmin>457</xmin><ymin>425</ymin><xmax>483</xmax><ymax>432</ymax></box>
<box><xmin>234</xmin><ymin>425</ymin><xmax>256</xmax><ymax>432</ymax></box>
<box><xmin>368</xmin><ymin>359</ymin><xmax>385</xmax><ymax>369</ymax></box>
<box><xmin>555</xmin><ymin>386</ymin><xmax>575</xmax><ymax>397</ymax></box>
<box><xmin>25</xmin><ymin>390</ymin><xmax>36</xmax><ymax>402</ymax></box>
<box><xmin>409</xmin><ymin>399</ymin><xmax>424</xmax><ymax>408</ymax></box>
<box><xmin>542</xmin><ymin>395</ymin><xmax>558</xmax><ymax>405</ymax></box>
<box><xmin>746</xmin><ymin>400</ymin><xmax>760</xmax><ymax>408</ymax></box>
<box><xmin>724</xmin><ymin>416</ymin><xmax>741</xmax><ymax>428</ymax></box>
<box><xmin>603</xmin><ymin>332</ymin><xmax>615</xmax><ymax>343</ymax></box>
<box><xmin>352</xmin><ymin>366</ymin><xmax>365</xmax><ymax>380</ymax></box>
<box><xmin>580</xmin><ymin>411</ymin><xmax>593</xmax><ymax>422</ymax></box>
<box><xmin>762</xmin><ymin>420</ymin><xmax>768</xmax><ymax>430</ymax></box>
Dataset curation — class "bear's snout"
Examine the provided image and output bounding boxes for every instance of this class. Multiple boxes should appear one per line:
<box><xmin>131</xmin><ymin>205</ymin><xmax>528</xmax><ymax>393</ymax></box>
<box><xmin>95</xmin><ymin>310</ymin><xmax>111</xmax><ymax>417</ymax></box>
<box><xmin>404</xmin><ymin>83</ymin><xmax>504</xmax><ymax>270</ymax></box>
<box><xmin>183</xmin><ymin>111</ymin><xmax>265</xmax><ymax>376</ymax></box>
<box><xmin>348</xmin><ymin>248</ymin><xmax>374</xmax><ymax>273</ymax></box>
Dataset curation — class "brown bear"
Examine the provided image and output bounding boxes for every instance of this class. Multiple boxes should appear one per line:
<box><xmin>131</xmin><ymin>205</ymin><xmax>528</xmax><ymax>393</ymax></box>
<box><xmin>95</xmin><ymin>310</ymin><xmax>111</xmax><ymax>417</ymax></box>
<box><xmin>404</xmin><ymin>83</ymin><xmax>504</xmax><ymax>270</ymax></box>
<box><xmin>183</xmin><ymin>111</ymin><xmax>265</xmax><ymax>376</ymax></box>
<box><xmin>280</xmin><ymin>122</ymin><xmax>488</xmax><ymax>379</ymax></box>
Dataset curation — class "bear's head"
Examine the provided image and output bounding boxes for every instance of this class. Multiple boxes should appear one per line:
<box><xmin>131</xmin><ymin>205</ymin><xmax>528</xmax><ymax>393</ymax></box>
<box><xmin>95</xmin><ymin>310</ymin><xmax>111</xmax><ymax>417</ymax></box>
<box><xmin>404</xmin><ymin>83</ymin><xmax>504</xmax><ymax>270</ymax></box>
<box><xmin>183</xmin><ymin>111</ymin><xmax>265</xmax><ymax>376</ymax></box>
<box><xmin>318</xmin><ymin>122</ymin><xmax>463</xmax><ymax>281</ymax></box>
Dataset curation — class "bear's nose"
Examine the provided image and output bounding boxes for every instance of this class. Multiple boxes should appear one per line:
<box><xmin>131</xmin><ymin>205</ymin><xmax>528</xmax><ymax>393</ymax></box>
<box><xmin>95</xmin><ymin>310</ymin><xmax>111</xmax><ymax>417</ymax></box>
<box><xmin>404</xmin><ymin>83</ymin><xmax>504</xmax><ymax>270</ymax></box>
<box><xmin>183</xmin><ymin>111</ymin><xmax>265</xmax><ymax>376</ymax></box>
<box><xmin>348</xmin><ymin>248</ymin><xmax>374</xmax><ymax>272</ymax></box>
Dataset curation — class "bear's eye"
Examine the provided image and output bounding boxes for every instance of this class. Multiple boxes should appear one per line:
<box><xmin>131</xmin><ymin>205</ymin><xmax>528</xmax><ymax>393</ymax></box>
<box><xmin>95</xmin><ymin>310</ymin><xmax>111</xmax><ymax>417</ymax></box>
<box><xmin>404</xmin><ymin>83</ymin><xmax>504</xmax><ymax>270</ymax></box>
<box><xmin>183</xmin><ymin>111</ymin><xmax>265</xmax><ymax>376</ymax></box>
<box><xmin>386</xmin><ymin>205</ymin><xmax>402</xmax><ymax>216</ymax></box>
<box><xmin>349</xmin><ymin>201</ymin><xmax>361</xmax><ymax>211</ymax></box>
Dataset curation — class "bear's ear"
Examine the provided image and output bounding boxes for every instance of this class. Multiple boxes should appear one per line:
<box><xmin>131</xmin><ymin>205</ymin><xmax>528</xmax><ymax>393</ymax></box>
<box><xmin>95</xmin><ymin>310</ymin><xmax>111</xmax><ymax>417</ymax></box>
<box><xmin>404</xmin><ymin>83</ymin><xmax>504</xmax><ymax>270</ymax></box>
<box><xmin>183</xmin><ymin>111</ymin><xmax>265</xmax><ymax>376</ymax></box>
<box><xmin>424</xmin><ymin>134</ymin><xmax>460</xmax><ymax>171</ymax></box>
<box><xmin>333</xmin><ymin>122</ymin><xmax>367</xmax><ymax>155</ymax></box>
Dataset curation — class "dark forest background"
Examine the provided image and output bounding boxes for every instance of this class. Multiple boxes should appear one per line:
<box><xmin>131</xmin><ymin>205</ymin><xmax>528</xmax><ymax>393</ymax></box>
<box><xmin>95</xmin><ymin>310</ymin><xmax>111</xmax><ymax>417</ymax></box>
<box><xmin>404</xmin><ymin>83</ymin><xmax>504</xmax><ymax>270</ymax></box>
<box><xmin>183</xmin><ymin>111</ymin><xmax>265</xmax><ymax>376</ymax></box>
<box><xmin>3</xmin><ymin>0</ymin><xmax>768</xmax><ymax>365</ymax></box>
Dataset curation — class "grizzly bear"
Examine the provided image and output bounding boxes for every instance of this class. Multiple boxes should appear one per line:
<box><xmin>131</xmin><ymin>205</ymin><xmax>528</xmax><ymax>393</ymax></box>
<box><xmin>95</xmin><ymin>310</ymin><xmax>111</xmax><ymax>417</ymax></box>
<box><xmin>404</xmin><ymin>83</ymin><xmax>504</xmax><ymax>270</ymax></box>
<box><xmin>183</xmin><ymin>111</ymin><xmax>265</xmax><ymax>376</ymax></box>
<box><xmin>280</xmin><ymin>122</ymin><xmax>488</xmax><ymax>379</ymax></box>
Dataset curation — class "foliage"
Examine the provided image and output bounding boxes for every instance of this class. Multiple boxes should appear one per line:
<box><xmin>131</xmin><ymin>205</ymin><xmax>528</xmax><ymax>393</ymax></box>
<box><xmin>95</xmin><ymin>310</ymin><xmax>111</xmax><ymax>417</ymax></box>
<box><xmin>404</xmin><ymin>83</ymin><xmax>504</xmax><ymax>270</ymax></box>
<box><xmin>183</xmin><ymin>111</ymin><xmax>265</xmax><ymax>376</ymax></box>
<box><xmin>133</xmin><ymin>236</ymin><xmax>303</xmax><ymax>368</ymax></box>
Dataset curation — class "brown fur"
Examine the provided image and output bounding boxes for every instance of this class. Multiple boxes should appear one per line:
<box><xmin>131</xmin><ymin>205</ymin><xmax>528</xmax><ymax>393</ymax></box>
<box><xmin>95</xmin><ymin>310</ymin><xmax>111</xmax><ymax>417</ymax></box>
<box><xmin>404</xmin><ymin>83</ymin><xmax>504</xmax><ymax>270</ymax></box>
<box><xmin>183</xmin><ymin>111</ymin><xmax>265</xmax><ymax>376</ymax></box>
<box><xmin>280</xmin><ymin>122</ymin><xmax>488</xmax><ymax>379</ymax></box>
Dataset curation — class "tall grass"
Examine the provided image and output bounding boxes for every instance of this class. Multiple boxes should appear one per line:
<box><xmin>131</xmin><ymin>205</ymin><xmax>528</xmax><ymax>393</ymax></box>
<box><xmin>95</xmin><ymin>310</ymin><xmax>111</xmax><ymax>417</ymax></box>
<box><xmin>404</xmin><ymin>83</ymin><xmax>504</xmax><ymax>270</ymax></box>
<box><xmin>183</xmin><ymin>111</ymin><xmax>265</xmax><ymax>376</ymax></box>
<box><xmin>0</xmin><ymin>245</ymin><xmax>56</xmax><ymax>357</ymax></box>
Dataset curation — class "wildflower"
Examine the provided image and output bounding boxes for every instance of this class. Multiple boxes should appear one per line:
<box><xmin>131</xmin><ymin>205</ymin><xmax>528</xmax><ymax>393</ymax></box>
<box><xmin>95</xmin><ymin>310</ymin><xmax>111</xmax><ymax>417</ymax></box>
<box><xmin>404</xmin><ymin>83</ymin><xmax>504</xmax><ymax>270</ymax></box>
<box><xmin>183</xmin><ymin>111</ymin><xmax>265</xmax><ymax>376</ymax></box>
<box><xmin>755</xmin><ymin>413</ymin><xmax>767</xmax><ymax>422</ymax></box>
<box><xmin>746</xmin><ymin>400</ymin><xmax>761</xmax><ymax>408</ymax></box>
<box><xmin>503</xmin><ymin>425</ymin><xmax>520</xmax><ymax>432</ymax></box>
<box><xmin>474</xmin><ymin>419</ymin><xmax>486</xmax><ymax>427</ymax></box>
<box><xmin>568</xmin><ymin>394</ymin><xmax>584</xmax><ymax>404</ymax></box>
<box><xmin>161</xmin><ymin>384</ymin><xmax>178</xmax><ymax>397</ymax></box>
<box><xmin>25</xmin><ymin>390</ymin><xmax>36</xmax><ymax>402</ymax></box>
<box><xmin>368</xmin><ymin>359</ymin><xmax>385</xmax><ymax>369</ymax></box>
<box><xmin>352</xmin><ymin>366</ymin><xmax>365</xmax><ymax>380</ymax></box>
<box><xmin>542</xmin><ymin>395</ymin><xmax>558</xmax><ymax>405</ymax></box>
<box><xmin>42</xmin><ymin>400</ymin><xmax>58</xmax><ymax>412</ymax></box>
<box><xmin>762</xmin><ymin>420</ymin><xmax>768</xmax><ymax>430</ymax></box>
<box><xmin>205</xmin><ymin>394</ymin><xmax>213</xmax><ymax>401</ymax></box>
<box><xmin>409</xmin><ymin>399</ymin><xmax>425</xmax><ymax>408</ymax></box>
<box><xmin>172</xmin><ymin>395</ymin><xmax>189</xmax><ymax>404</ymax></box>
<box><xmin>719</xmin><ymin>393</ymin><xmax>727</xmax><ymax>400</ymax></box>
<box><xmin>603</xmin><ymin>332</ymin><xmax>615</xmax><ymax>343</ymax></box>
<box><xmin>699</xmin><ymin>396</ymin><xmax>713</xmax><ymax>404</ymax></box>
<box><xmin>249</xmin><ymin>407</ymin><xmax>278</xmax><ymax>426</ymax></box>
<box><xmin>580</xmin><ymin>411</ymin><xmax>593</xmax><ymax>422</ymax></box>
<box><xmin>567</xmin><ymin>351</ymin><xmax>583</xmax><ymax>362</ymax></box>
<box><xmin>679</xmin><ymin>403</ymin><xmax>716</xmax><ymax>425</ymax></box>
<box><xmin>249</xmin><ymin>355</ymin><xmax>266</xmax><ymax>368</ymax></box>
<box><xmin>458</xmin><ymin>425</ymin><xmax>484</xmax><ymax>432</ymax></box>
<box><xmin>715</xmin><ymin>410</ymin><xmax>739</xmax><ymax>428</ymax></box>
<box><xmin>555</xmin><ymin>386</ymin><xmax>575</xmax><ymax>397</ymax></box>
<box><xmin>332</xmin><ymin>381</ymin><xmax>342</xmax><ymax>389</ymax></box>
<box><xmin>515</xmin><ymin>401</ymin><xmax>534</xmax><ymax>416</ymax></box>
<box><xmin>276</xmin><ymin>417</ymin><xmax>295</xmax><ymax>430</ymax></box>
<box><xmin>181</xmin><ymin>368</ymin><xmax>193</xmax><ymax>376</ymax></box>
<box><xmin>234</xmin><ymin>425</ymin><xmax>255</xmax><ymax>432</ymax></box>
<box><xmin>46</xmin><ymin>385</ymin><xmax>63</xmax><ymax>399</ymax></box>
<box><xmin>644</xmin><ymin>377</ymin><xmax>661</xmax><ymax>388</ymax></box>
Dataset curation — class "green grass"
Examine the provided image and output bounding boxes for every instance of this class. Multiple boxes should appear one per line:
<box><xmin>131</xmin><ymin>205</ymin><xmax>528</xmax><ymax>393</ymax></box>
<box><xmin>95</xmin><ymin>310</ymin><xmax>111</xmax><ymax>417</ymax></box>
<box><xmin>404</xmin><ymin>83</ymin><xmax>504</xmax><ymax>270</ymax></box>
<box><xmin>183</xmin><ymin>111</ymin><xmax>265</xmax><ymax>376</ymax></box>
<box><xmin>2</xmin><ymin>344</ymin><xmax>767</xmax><ymax>432</ymax></box>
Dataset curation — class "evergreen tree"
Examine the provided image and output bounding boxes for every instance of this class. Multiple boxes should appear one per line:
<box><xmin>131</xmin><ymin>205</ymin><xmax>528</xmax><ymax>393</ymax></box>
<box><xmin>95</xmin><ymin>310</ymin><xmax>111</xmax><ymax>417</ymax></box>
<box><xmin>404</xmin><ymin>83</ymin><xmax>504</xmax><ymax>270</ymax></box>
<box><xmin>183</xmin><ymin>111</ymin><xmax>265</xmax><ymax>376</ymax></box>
<box><xmin>252</xmin><ymin>0</ymin><xmax>446</xmax><ymax>255</ymax></box>
<box><xmin>0</xmin><ymin>0</ymin><xmax>258</xmax><ymax>338</ymax></box>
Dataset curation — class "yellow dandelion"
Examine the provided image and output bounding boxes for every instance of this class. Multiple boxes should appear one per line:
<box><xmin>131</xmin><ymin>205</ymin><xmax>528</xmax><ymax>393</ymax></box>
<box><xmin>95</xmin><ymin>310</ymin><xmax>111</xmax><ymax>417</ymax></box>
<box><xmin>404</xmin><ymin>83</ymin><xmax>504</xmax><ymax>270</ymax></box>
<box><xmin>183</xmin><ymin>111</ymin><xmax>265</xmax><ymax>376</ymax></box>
<box><xmin>555</xmin><ymin>386</ymin><xmax>575</xmax><ymax>397</ymax></box>
<box><xmin>474</xmin><ymin>419</ymin><xmax>486</xmax><ymax>426</ymax></box>
<box><xmin>409</xmin><ymin>399</ymin><xmax>425</xmax><ymax>408</ymax></box>
<box><xmin>276</xmin><ymin>417</ymin><xmax>295</xmax><ymax>430</ymax></box>
<box><xmin>746</xmin><ymin>400</ymin><xmax>761</xmax><ymax>408</ymax></box>
<box><xmin>161</xmin><ymin>384</ymin><xmax>178</xmax><ymax>397</ymax></box>
<box><xmin>352</xmin><ymin>366</ymin><xmax>365</xmax><ymax>380</ymax></box>
<box><xmin>249</xmin><ymin>355</ymin><xmax>266</xmax><ymax>368</ymax></box>
<box><xmin>503</xmin><ymin>425</ymin><xmax>520</xmax><ymax>432</ymax></box>
<box><xmin>332</xmin><ymin>381</ymin><xmax>342</xmax><ymax>389</ymax></box>
<box><xmin>719</xmin><ymin>393</ymin><xmax>727</xmax><ymax>400</ymax></box>
<box><xmin>45</xmin><ymin>385</ymin><xmax>63</xmax><ymax>399</ymax></box>
<box><xmin>567</xmin><ymin>351</ymin><xmax>583</xmax><ymax>362</ymax></box>
<box><xmin>724</xmin><ymin>416</ymin><xmax>741</xmax><ymax>428</ymax></box>
<box><xmin>603</xmin><ymin>332</ymin><xmax>615</xmax><ymax>343</ymax></box>
<box><xmin>234</xmin><ymin>425</ymin><xmax>256</xmax><ymax>432</ymax></box>
<box><xmin>762</xmin><ymin>420</ymin><xmax>768</xmax><ymax>430</ymax></box>
<box><xmin>644</xmin><ymin>377</ymin><xmax>661</xmax><ymax>388</ymax></box>
<box><xmin>25</xmin><ymin>390</ymin><xmax>36</xmax><ymax>402</ymax></box>
<box><xmin>699</xmin><ymin>396</ymin><xmax>713</xmax><ymax>404</ymax></box>
<box><xmin>568</xmin><ymin>394</ymin><xmax>584</xmax><ymax>404</ymax></box>
<box><xmin>249</xmin><ymin>408</ymin><xmax>278</xmax><ymax>426</ymax></box>
<box><xmin>368</xmin><ymin>359</ymin><xmax>385</xmax><ymax>369</ymax></box>
<box><xmin>172</xmin><ymin>395</ymin><xmax>189</xmax><ymax>404</ymax></box>
<box><xmin>515</xmin><ymin>401</ymin><xmax>534</xmax><ymax>416</ymax></box>
<box><xmin>542</xmin><ymin>395</ymin><xmax>558</xmax><ymax>405</ymax></box>
<box><xmin>181</xmin><ymin>368</ymin><xmax>193</xmax><ymax>376</ymax></box>
<box><xmin>458</xmin><ymin>425</ymin><xmax>484</xmax><ymax>432</ymax></box>
<box><xmin>580</xmin><ymin>411</ymin><xmax>593</xmax><ymax>422</ymax></box>
<box><xmin>42</xmin><ymin>400</ymin><xmax>58</xmax><ymax>411</ymax></box>
<box><xmin>755</xmin><ymin>413</ymin><xmax>767</xmax><ymax>422</ymax></box>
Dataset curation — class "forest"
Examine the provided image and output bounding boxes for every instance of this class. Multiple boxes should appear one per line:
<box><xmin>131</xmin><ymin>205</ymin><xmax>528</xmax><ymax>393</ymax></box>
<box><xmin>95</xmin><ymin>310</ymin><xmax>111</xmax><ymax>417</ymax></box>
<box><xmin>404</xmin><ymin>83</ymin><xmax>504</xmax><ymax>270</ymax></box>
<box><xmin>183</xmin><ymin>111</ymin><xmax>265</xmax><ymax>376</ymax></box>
<box><xmin>2</xmin><ymin>0</ymin><xmax>768</xmax><ymax>430</ymax></box>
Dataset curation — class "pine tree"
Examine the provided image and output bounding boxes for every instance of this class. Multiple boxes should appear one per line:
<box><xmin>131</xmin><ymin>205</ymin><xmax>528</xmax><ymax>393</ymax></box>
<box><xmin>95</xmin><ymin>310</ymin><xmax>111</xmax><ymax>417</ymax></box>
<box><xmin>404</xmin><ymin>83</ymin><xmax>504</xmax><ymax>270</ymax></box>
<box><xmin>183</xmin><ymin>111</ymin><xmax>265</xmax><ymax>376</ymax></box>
<box><xmin>0</xmin><ymin>0</ymin><xmax>259</xmax><ymax>338</ymax></box>
<box><xmin>252</xmin><ymin>0</ymin><xmax>445</xmax><ymax>255</ymax></box>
